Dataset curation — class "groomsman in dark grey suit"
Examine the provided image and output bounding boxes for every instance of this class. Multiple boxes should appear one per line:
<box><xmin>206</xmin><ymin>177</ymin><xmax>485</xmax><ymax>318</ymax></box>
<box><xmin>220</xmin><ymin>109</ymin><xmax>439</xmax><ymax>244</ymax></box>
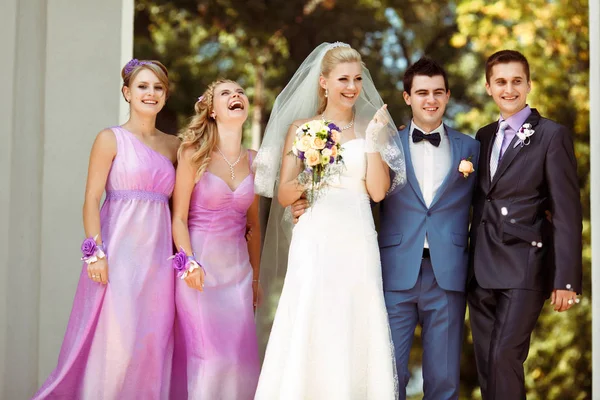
<box><xmin>468</xmin><ymin>49</ymin><xmax>583</xmax><ymax>399</ymax></box>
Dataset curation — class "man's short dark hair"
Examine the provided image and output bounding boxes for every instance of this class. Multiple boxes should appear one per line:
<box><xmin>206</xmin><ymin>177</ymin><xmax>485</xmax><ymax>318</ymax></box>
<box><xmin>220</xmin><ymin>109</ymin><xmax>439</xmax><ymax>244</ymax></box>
<box><xmin>403</xmin><ymin>57</ymin><xmax>449</xmax><ymax>95</ymax></box>
<box><xmin>485</xmin><ymin>50</ymin><xmax>530</xmax><ymax>83</ymax></box>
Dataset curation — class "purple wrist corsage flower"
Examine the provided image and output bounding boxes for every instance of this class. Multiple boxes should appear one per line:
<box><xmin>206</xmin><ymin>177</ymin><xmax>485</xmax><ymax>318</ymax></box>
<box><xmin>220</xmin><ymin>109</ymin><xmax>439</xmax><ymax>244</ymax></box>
<box><xmin>81</xmin><ymin>238</ymin><xmax>97</xmax><ymax>258</ymax></box>
<box><xmin>81</xmin><ymin>234</ymin><xmax>106</xmax><ymax>264</ymax></box>
<box><xmin>171</xmin><ymin>249</ymin><xmax>188</xmax><ymax>274</ymax></box>
<box><xmin>169</xmin><ymin>247</ymin><xmax>203</xmax><ymax>279</ymax></box>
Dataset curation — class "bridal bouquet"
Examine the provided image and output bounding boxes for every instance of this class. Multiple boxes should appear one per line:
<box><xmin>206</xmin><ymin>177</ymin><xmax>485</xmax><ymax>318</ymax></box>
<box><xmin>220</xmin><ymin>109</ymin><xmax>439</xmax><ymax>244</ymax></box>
<box><xmin>291</xmin><ymin>119</ymin><xmax>344</xmax><ymax>202</ymax></box>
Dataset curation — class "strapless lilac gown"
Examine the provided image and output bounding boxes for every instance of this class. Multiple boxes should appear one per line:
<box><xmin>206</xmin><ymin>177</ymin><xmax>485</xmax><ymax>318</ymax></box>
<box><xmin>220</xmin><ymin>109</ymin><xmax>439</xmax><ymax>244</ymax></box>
<box><xmin>33</xmin><ymin>126</ymin><xmax>176</xmax><ymax>400</ymax></box>
<box><xmin>171</xmin><ymin>155</ymin><xmax>260</xmax><ymax>399</ymax></box>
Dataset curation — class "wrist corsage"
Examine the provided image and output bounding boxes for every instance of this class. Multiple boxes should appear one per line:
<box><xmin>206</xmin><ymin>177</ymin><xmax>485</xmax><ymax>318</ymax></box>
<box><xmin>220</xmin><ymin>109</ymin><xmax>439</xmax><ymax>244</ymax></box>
<box><xmin>169</xmin><ymin>248</ymin><xmax>205</xmax><ymax>279</ymax></box>
<box><xmin>81</xmin><ymin>234</ymin><xmax>106</xmax><ymax>264</ymax></box>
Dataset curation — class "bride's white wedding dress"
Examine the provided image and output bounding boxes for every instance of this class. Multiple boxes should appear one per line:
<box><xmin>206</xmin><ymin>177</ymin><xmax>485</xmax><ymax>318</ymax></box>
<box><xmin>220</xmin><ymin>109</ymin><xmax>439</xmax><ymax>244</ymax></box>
<box><xmin>255</xmin><ymin>138</ymin><xmax>398</xmax><ymax>399</ymax></box>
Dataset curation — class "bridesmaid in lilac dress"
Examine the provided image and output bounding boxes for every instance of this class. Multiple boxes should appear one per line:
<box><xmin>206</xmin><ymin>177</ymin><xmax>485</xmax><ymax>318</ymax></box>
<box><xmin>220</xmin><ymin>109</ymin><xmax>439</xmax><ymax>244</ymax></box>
<box><xmin>33</xmin><ymin>60</ymin><xmax>180</xmax><ymax>400</ymax></box>
<box><xmin>171</xmin><ymin>79</ymin><xmax>261</xmax><ymax>399</ymax></box>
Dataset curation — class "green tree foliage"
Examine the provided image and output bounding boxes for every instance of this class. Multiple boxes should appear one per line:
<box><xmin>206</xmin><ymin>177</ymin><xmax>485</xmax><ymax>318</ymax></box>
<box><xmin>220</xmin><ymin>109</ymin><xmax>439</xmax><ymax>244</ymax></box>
<box><xmin>134</xmin><ymin>1</ymin><xmax>591</xmax><ymax>398</ymax></box>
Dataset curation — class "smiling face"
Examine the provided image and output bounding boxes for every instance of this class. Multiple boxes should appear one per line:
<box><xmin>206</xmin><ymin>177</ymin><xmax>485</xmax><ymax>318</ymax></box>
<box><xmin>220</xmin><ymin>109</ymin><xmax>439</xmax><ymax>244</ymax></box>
<box><xmin>122</xmin><ymin>69</ymin><xmax>166</xmax><ymax>115</ymax></box>
<box><xmin>403</xmin><ymin>74</ymin><xmax>449</xmax><ymax>132</ymax></box>
<box><xmin>211</xmin><ymin>82</ymin><xmax>249</xmax><ymax>123</ymax></box>
<box><xmin>485</xmin><ymin>61</ymin><xmax>531</xmax><ymax>119</ymax></box>
<box><xmin>320</xmin><ymin>61</ymin><xmax>363</xmax><ymax>110</ymax></box>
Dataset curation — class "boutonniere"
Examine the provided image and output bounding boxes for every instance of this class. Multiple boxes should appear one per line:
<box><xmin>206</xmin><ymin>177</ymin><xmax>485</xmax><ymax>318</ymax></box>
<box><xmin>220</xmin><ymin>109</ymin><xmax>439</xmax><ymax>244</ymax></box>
<box><xmin>513</xmin><ymin>123</ymin><xmax>535</xmax><ymax>148</ymax></box>
<box><xmin>458</xmin><ymin>155</ymin><xmax>475</xmax><ymax>178</ymax></box>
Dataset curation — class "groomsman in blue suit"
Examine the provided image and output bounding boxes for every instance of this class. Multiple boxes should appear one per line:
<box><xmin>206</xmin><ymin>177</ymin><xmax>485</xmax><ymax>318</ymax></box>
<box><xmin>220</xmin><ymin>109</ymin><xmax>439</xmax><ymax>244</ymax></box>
<box><xmin>378</xmin><ymin>58</ymin><xmax>480</xmax><ymax>399</ymax></box>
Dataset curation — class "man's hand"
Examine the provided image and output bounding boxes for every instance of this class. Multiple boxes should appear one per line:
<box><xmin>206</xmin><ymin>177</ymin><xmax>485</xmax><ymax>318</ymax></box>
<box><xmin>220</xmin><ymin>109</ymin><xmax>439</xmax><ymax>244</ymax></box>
<box><xmin>245</xmin><ymin>223</ymin><xmax>253</xmax><ymax>242</ymax></box>
<box><xmin>551</xmin><ymin>289</ymin><xmax>580</xmax><ymax>312</ymax></box>
<box><xmin>291</xmin><ymin>198</ymin><xmax>310</xmax><ymax>224</ymax></box>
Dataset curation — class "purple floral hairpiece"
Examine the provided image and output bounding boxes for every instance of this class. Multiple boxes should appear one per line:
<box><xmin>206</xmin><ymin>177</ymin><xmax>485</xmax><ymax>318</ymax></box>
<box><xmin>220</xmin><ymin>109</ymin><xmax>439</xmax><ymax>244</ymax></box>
<box><xmin>123</xmin><ymin>59</ymin><xmax>151</xmax><ymax>75</ymax></box>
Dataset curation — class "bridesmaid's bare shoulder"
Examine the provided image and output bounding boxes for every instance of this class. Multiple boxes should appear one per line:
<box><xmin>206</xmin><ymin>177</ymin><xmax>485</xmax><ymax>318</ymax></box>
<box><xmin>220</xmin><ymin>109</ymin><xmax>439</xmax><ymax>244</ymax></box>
<box><xmin>96</xmin><ymin>127</ymin><xmax>117</xmax><ymax>141</ymax></box>
<box><xmin>178</xmin><ymin>142</ymin><xmax>198</xmax><ymax>165</ymax></box>
<box><xmin>158</xmin><ymin>130</ymin><xmax>181</xmax><ymax>163</ymax></box>
<box><xmin>92</xmin><ymin>128</ymin><xmax>117</xmax><ymax>156</ymax></box>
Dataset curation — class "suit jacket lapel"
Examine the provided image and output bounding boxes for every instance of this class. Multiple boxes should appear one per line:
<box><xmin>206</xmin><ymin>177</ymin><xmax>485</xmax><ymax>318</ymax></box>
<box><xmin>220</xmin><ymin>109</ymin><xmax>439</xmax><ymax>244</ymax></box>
<box><xmin>430</xmin><ymin>126</ymin><xmax>462</xmax><ymax>208</ymax></box>
<box><xmin>489</xmin><ymin>109</ymin><xmax>542</xmax><ymax>191</ymax></box>
<box><xmin>400</xmin><ymin>126</ymin><xmax>427</xmax><ymax>207</ymax></box>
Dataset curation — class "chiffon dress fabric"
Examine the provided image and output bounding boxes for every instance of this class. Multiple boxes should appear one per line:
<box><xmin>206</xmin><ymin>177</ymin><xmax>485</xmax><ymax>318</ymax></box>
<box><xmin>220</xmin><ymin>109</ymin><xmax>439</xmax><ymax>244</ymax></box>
<box><xmin>171</xmin><ymin>153</ymin><xmax>260</xmax><ymax>400</ymax></box>
<box><xmin>33</xmin><ymin>126</ymin><xmax>176</xmax><ymax>400</ymax></box>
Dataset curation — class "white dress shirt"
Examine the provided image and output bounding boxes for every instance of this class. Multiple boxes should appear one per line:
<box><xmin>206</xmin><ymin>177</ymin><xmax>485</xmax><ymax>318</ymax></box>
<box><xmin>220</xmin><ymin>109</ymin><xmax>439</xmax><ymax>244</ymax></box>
<box><xmin>409</xmin><ymin>121</ymin><xmax>452</xmax><ymax>248</ymax></box>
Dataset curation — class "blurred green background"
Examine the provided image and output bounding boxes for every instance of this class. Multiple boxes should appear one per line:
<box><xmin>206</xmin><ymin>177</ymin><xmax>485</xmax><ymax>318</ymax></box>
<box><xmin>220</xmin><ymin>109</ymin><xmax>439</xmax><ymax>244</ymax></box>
<box><xmin>133</xmin><ymin>1</ymin><xmax>591</xmax><ymax>398</ymax></box>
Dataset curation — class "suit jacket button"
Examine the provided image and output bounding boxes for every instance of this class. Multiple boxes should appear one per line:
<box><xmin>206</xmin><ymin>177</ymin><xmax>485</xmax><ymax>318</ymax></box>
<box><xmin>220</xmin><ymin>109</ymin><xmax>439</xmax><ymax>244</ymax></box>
<box><xmin>481</xmin><ymin>220</ymin><xmax>487</xmax><ymax>225</ymax></box>
<box><xmin>486</xmin><ymin>196</ymin><xmax>492</xmax><ymax>201</ymax></box>
<box><xmin>426</xmin><ymin>211</ymin><xmax>431</xmax><ymax>217</ymax></box>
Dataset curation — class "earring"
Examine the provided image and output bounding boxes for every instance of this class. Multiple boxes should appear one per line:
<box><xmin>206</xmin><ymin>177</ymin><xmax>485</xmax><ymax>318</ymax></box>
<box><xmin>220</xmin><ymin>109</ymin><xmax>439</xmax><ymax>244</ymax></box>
<box><xmin>325</xmin><ymin>88</ymin><xmax>328</xmax><ymax>98</ymax></box>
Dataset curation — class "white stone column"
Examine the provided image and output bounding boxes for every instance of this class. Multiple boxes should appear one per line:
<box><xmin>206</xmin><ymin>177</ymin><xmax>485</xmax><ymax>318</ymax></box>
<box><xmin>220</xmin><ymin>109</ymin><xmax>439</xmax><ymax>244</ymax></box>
<box><xmin>591</xmin><ymin>0</ymin><xmax>600</xmax><ymax>397</ymax></box>
<box><xmin>0</xmin><ymin>0</ymin><xmax>17</xmax><ymax>392</ymax></box>
<box><xmin>0</xmin><ymin>1</ymin><xmax>133</xmax><ymax>397</ymax></box>
<box><xmin>1</xmin><ymin>2</ymin><xmax>48</xmax><ymax>398</ymax></box>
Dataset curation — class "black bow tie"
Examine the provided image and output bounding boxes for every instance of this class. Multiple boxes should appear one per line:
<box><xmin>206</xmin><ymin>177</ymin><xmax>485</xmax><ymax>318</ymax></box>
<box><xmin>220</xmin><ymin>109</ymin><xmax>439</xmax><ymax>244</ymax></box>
<box><xmin>412</xmin><ymin>129</ymin><xmax>441</xmax><ymax>147</ymax></box>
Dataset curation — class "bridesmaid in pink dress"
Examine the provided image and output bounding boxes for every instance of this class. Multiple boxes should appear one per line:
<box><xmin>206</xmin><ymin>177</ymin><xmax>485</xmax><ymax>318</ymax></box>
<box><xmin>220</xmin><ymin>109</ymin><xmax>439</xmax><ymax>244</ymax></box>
<box><xmin>33</xmin><ymin>60</ymin><xmax>180</xmax><ymax>400</ymax></box>
<box><xmin>171</xmin><ymin>79</ymin><xmax>262</xmax><ymax>399</ymax></box>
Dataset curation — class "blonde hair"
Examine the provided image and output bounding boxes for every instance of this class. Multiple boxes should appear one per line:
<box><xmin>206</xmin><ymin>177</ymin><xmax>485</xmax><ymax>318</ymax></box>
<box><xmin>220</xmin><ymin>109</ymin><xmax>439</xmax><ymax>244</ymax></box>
<box><xmin>317</xmin><ymin>46</ymin><xmax>363</xmax><ymax>114</ymax></box>
<box><xmin>178</xmin><ymin>79</ymin><xmax>238</xmax><ymax>180</ymax></box>
<box><xmin>121</xmin><ymin>60</ymin><xmax>170</xmax><ymax>100</ymax></box>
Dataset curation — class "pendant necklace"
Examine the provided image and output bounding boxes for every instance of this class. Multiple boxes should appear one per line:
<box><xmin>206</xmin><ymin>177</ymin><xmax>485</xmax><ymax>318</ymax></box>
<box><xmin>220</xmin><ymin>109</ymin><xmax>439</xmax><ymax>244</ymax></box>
<box><xmin>216</xmin><ymin>146</ymin><xmax>242</xmax><ymax>180</ymax></box>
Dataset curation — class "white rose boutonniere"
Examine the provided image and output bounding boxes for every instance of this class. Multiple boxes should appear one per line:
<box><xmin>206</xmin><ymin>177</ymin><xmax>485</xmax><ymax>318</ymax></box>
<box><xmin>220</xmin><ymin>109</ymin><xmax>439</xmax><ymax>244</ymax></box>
<box><xmin>458</xmin><ymin>155</ymin><xmax>475</xmax><ymax>178</ymax></box>
<box><xmin>513</xmin><ymin>123</ymin><xmax>535</xmax><ymax>148</ymax></box>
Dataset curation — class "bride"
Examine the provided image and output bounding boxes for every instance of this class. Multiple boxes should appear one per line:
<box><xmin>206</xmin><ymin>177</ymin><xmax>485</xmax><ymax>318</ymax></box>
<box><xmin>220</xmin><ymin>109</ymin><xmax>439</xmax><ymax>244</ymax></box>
<box><xmin>253</xmin><ymin>42</ymin><xmax>406</xmax><ymax>399</ymax></box>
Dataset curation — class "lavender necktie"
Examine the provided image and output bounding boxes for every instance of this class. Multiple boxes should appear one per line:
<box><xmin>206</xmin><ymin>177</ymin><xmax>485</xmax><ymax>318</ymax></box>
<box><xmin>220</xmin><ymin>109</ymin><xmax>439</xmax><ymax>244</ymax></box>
<box><xmin>490</xmin><ymin>121</ymin><xmax>508</xmax><ymax>180</ymax></box>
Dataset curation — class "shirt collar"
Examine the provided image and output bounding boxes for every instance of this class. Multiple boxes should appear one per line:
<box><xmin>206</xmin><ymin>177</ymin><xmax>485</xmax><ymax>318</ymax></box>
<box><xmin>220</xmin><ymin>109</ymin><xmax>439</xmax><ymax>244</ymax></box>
<box><xmin>500</xmin><ymin>105</ymin><xmax>531</xmax><ymax>132</ymax></box>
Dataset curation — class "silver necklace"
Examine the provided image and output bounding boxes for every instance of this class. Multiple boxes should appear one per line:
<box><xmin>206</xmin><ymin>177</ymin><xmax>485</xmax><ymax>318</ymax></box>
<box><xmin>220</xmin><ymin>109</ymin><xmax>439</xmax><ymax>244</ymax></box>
<box><xmin>321</xmin><ymin>113</ymin><xmax>354</xmax><ymax>131</ymax></box>
<box><xmin>215</xmin><ymin>146</ymin><xmax>243</xmax><ymax>180</ymax></box>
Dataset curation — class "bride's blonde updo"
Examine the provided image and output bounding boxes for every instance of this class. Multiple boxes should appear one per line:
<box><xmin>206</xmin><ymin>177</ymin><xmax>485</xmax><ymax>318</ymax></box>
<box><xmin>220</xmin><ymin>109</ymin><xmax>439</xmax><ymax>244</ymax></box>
<box><xmin>178</xmin><ymin>79</ymin><xmax>238</xmax><ymax>180</ymax></box>
<box><xmin>317</xmin><ymin>46</ymin><xmax>364</xmax><ymax>114</ymax></box>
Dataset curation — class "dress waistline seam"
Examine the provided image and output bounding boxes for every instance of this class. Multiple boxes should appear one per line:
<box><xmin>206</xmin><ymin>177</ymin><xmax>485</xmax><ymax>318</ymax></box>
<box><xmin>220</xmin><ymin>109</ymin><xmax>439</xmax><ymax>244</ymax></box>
<box><xmin>105</xmin><ymin>190</ymin><xmax>169</xmax><ymax>203</ymax></box>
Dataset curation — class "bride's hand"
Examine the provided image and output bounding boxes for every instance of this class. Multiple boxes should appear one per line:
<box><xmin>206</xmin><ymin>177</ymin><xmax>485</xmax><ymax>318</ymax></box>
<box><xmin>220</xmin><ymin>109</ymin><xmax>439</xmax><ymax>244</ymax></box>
<box><xmin>366</xmin><ymin>104</ymin><xmax>388</xmax><ymax>153</ymax></box>
<box><xmin>370</xmin><ymin>104</ymin><xmax>389</xmax><ymax>126</ymax></box>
